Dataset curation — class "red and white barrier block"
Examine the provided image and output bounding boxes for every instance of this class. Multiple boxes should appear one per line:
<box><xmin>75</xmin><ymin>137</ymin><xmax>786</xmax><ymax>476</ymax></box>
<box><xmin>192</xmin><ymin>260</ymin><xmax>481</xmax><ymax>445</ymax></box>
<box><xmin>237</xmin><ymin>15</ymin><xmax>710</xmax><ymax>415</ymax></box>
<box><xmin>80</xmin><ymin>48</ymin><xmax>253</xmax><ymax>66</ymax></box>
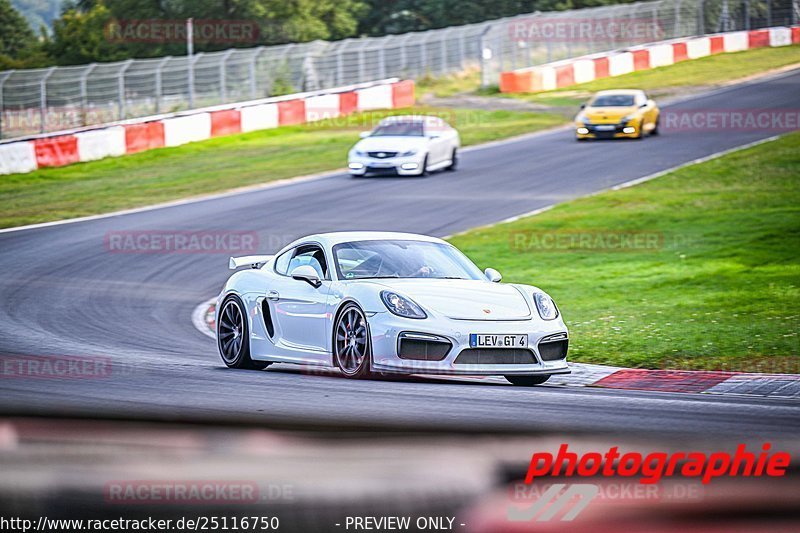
<box><xmin>0</xmin><ymin>79</ymin><xmax>415</xmax><ymax>175</ymax></box>
<box><xmin>500</xmin><ymin>25</ymin><xmax>800</xmax><ymax>93</ymax></box>
<box><xmin>240</xmin><ymin>104</ymin><xmax>278</xmax><ymax>133</ymax></box>
<box><xmin>0</xmin><ymin>140</ymin><xmax>37</xmax><ymax>175</ymax></box>
<box><xmin>163</xmin><ymin>114</ymin><xmax>213</xmax><ymax>147</ymax></box>
<box><xmin>74</xmin><ymin>126</ymin><xmax>127</xmax><ymax>162</ymax></box>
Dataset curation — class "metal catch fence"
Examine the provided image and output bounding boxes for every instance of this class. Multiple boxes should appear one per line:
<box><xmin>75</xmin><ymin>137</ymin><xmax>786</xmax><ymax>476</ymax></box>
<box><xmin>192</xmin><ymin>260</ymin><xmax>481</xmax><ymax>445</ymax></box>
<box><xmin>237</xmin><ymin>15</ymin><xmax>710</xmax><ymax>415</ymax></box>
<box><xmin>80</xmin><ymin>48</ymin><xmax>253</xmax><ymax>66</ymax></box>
<box><xmin>0</xmin><ymin>0</ymin><xmax>796</xmax><ymax>139</ymax></box>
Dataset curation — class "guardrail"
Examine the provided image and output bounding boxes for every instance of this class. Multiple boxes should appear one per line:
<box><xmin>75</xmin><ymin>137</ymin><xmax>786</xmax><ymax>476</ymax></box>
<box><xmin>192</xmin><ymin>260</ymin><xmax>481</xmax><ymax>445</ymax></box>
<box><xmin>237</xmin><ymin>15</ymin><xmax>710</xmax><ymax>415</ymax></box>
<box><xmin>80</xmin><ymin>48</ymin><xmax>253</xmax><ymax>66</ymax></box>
<box><xmin>500</xmin><ymin>26</ymin><xmax>800</xmax><ymax>92</ymax></box>
<box><xmin>3</xmin><ymin>0</ymin><xmax>796</xmax><ymax>140</ymax></box>
<box><xmin>0</xmin><ymin>78</ymin><xmax>414</xmax><ymax>176</ymax></box>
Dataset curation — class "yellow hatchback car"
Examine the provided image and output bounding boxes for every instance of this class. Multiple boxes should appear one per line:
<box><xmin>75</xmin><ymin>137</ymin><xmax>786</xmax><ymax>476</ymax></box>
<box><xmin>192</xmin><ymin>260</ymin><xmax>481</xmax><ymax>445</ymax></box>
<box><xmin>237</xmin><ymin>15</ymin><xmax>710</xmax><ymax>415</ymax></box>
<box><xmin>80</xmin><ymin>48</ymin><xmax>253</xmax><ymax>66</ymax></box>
<box><xmin>575</xmin><ymin>90</ymin><xmax>660</xmax><ymax>140</ymax></box>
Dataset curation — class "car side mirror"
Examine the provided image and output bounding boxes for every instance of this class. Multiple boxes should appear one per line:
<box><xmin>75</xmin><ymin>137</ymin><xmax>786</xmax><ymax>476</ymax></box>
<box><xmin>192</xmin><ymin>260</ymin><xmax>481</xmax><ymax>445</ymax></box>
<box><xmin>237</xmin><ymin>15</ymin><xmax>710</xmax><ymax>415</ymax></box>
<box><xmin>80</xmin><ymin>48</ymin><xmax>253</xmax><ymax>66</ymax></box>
<box><xmin>428</xmin><ymin>134</ymin><xmax>440</xmax><ymax>139</ymax></box>
<box><xmin>580</xmin><ymin>103</ymin><xmax>586</xmax><ymax>109</ymax></box>
<box><xmin>484</xmin><ymin>268</ymin><xmax>502</xmax><ymax>283</ymax></box>
<box><xmin>359</xmin><ymin>131</ymin><xmax>370</xmax><ymax>138</ymax></box>
<box><xmin>291</xmin><ymin>265</ymin><xmax>322</xmax><ymax>288</ymax></box>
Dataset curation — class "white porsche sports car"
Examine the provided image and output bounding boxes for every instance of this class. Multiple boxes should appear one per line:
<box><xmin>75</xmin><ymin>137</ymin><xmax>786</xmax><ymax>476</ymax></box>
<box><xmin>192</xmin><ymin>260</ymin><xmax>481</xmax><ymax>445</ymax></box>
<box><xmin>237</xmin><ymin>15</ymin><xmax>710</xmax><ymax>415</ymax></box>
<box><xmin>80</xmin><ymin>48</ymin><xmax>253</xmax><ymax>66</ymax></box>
<box><xmin>217</xmin><ymin>232</ymin><xmax>569</xmax><ymax>386</ymax></box>
<box><xmin>347</xmin><ymin>115</ymin><xmax>460</xmax><ymax>177</ymax></box>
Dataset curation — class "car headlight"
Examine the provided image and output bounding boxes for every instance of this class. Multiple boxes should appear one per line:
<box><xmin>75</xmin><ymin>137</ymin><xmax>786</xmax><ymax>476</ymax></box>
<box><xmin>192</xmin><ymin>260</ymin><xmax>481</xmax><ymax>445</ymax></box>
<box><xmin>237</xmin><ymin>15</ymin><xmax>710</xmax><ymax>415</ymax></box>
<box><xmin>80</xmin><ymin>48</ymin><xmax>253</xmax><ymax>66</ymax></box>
<box><xmin>381</xmin><ymin>291</ymin><xmax>427</xmax><ymax>319</ymax></box>
<box><xmin>400</xmin><ymin>149</ymin><xmax>418</xmax><ymax>157</ymax></box>
<box><xmin>352</xmin><ymin>149</ymin><xmax>366</xmax><ymax>157</ymax></box>
<box><xmin>533</xmin><ymin>292</ymin><xmax>558</xmax><ymax>320</ymax></box>
<box><xmin>620</xmin><ymin>114</ymin><xmax>636</xmax><ymax>124</ymax></box>
<box><xmin>575</xmin><ymin>113</ymin><xmax>588</xmax><ymax>123</ymax></box>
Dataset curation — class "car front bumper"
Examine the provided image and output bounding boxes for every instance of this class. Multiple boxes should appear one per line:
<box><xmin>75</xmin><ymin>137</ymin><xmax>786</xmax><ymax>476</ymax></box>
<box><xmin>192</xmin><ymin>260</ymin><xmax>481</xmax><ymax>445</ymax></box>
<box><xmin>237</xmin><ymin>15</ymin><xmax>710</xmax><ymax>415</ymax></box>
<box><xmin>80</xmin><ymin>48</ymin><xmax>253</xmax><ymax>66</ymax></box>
<box><xmin>368</xmin><ymin>312</ymin><xmax>570</xmax><ymax>376</ymax></box>
<box><xmin>348</xmin><ymin>153</ymin><xmax>425</xmax><ymax>176</ymax></box>
<box><xmin>575</xmin><ymin>122</ymin><xmax>640</xmax><ymax>139</ymax></box>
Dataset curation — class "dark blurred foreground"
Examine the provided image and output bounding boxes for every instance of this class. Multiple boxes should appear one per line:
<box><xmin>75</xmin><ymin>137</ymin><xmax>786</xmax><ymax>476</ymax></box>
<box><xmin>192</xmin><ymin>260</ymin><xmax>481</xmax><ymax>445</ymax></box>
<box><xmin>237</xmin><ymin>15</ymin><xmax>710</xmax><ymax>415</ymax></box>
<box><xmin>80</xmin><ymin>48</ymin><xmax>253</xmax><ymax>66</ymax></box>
<box><xmin>0</xmin><ymin>418</ymin><xmax>798</xmax><ymax>532</ymax></box>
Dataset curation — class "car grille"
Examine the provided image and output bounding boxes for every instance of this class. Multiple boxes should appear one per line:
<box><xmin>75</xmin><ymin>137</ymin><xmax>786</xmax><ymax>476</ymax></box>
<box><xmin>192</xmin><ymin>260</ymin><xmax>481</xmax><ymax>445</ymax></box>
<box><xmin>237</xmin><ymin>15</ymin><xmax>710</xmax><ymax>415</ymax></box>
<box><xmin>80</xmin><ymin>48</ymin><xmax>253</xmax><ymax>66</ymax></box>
<box><xmin>538</xmin><ymin>339</ymin><xmax>568</xmax><ymax>361</ymax></box>
<box><xmin>584</xmin><ymin>123</ymin><xmax>625</xmax><ymax>138</ymax></box>
<box><xmin>367</xmin><ymin>151</ymin><xmax>398</xmax><ymax>159</ymax></box>
<box><xmin>365</xmin><ymin>166</ymin><xmax>399</xmax><ymax>176</ymax></box>
<box><xmin>454</xmin><ymin>348</ymin><xmax>536</xmax><ymax>365</ymax></box>
<box><xmin>398</xmin><ymin>337</ymin><xmax>451</xmax><ymax>361</ymax></box>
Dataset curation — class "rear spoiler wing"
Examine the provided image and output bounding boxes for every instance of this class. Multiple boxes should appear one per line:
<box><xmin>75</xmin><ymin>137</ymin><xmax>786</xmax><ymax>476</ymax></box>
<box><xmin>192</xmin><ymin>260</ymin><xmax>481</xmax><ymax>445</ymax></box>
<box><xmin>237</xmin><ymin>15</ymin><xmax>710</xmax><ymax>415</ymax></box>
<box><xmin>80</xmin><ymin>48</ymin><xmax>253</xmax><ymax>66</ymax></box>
<box><xmin>229</xmin><ymin>255</ymin><xmax>274</xmax><ymax>270</ymax></box>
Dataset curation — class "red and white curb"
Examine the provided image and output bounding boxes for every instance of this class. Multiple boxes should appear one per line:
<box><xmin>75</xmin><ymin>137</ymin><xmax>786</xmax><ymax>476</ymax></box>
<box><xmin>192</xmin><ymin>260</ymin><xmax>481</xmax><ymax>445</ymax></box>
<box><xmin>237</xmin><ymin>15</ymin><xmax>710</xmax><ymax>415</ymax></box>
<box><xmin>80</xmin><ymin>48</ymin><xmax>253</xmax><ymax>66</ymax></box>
<box><xmin>0</xmin><ymin>78</ymin><xmax>414</xmax><ymax>176</ymax></box>
<box><xmin>500</xmin><ymin>25</ymin><xmax>800</xmax><ymax>93</ymax></box>
<box><xmin>192</xmin><ymin>299</ymin><xmax>799</xmax><ymax>398</ymax></box>
<box><xmin>191</xmin><ymin>297</ymin><xmax>218</xmax><ymax>341</ymax></box>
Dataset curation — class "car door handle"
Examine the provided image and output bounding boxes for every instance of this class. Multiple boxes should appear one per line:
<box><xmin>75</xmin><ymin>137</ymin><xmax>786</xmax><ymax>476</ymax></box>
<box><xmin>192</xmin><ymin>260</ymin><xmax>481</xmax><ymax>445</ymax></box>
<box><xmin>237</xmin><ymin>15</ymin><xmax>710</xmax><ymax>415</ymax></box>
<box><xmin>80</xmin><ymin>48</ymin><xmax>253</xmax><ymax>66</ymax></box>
<box><xmin>267</xmin><ymin>290</ymin><xmax>280</xmax><ymax>301</ymax></box>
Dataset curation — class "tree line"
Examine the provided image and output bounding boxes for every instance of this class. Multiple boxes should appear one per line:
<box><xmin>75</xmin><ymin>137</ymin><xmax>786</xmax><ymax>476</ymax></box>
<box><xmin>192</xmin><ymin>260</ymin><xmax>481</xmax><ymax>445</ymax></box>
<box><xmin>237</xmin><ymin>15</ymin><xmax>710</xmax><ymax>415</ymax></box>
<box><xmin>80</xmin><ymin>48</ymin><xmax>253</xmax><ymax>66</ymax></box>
<box><xmin>1</xmin><ymin>0</ymin><xmax>640</xmax><ymax>69</ymax></box>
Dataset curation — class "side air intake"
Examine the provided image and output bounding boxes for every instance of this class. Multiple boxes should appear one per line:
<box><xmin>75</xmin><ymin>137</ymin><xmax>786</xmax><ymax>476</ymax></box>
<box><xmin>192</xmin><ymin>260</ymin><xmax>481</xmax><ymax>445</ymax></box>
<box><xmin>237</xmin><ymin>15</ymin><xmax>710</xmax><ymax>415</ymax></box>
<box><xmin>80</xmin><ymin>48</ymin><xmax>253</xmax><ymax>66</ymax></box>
<box><xmin>261</xmin><ymin>300</ymin><xmax>275</xmax><ymax>338</ymax></box>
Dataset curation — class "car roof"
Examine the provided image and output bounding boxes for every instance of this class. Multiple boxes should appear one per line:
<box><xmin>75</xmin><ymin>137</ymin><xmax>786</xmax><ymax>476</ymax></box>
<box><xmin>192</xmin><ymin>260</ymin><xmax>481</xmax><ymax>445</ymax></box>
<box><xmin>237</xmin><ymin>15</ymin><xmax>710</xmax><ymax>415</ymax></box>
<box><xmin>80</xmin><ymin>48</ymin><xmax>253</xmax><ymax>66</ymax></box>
<box><xmin>283</xmin><ymin>231</ymin><xmax>447</xmax><ymax>251</ymax></box>
<box><xmin>593</xmin><ymin>89</ymin><xmax>645</xmax><ymax>96</ymax></box>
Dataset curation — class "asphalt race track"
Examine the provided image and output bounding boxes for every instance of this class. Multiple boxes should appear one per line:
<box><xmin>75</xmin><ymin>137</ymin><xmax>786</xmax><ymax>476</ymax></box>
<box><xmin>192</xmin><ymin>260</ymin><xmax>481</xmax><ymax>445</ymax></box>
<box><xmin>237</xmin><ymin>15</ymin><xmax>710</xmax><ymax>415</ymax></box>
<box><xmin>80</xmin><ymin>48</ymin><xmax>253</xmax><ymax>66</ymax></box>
<box><xmin>1</xmin><ymin>69</ymin><xmax>799</xmax><ymax>439</ymax></box>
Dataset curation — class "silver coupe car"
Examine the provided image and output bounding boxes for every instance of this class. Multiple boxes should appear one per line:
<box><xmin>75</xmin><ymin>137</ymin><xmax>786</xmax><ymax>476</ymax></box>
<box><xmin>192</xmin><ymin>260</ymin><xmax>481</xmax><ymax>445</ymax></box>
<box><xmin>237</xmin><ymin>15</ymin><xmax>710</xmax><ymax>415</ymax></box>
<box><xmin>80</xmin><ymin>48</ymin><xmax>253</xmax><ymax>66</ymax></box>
<box><xmin>217</xmin><ymin>232</ymin><xmax>569</xmax><ymax>386</ymax></box>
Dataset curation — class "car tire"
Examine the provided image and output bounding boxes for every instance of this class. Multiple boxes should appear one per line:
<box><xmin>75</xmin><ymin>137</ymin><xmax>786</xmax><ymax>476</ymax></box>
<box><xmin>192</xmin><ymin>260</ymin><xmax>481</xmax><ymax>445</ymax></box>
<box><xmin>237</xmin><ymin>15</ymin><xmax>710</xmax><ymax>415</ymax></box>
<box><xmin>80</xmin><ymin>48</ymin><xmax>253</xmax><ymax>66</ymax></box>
<box><xmin>505</xmin><ymin>375</ymin><xmax>551</xmax><ymax>387</ymax></box>
<box><xmin>333</xmin><ymin>302</ymin><xmax>373</xmax><ymax>379</ymax></box>
<box><xmin>417</xmin><ymin>154</ymin><xmax>429</xmax><ymax>176</ymax></box>
<box><xmin>651</xmin><ymin>117</ymin><xmax>660</xmax><ymax>136</ymax></box>
<box><xmin>445</xmin><ymin>149</ymin><xmax>458</xmax><ymax>171</ymax></box>
<box><xmin>217</xmin><ymin>295</ymin><xmax>271</xmax><ymax>370</ymax></box>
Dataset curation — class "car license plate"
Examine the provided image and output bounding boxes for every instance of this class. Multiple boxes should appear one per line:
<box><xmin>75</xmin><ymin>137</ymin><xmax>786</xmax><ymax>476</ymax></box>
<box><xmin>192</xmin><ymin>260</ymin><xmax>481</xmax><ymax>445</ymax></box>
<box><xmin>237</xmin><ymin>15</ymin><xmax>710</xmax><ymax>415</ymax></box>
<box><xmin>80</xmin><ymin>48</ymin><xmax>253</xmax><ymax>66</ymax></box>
<box><xmin>369</xmin><ymin>162</ymin><xmax>392</xmax><ymax>168</ymax></box>
<box><xmin>595</xmin><ymin>125</ymin><xmax>615</xmax><ymax>131</ymax></box>
<box><xmin>470</xmin><ymin>334</ymin><xmax>527</xmax><ymax>348</ymax></box>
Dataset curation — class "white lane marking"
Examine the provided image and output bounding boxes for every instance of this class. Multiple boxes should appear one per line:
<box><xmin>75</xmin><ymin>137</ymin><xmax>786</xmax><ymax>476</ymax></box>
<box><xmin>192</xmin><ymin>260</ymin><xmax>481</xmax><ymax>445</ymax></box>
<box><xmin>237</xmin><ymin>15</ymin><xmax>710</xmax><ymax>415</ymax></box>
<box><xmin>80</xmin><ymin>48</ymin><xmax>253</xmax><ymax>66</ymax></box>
<box><xmin>610</xmin><ymin>135</ymin><xmax>781</xmax><ymax>191</ymax></box>
<box><xmin>549</xmin><ymin>363</ymin><xmax>622</xmax><ymax>386</ymax></box>
<box><xmin>459</xmin><ymin>125</ymin><xmax>572</xmax><ymax>153</ymax></box>
<box><xmin>444</xmin><ymin>205</ymin><xmax>555</xmax><ymax>239</ymax></box>
<box><xmin>443</xmin><ymin>135</ymin><xmax>782</xmax><ymax>240</ymax></box>
<box><xmin>0</xmin><ymin>168</ymin><xmax>346</xmax><ymax>235</ymax></box>
<box><xmin>192</xmin><ymin>297</ymin><xmax>217</xmax><ymax>339</ymax></box>
<box><xmin>657</xmin><ymin>64</ymin><xmax>800</xmax><ymax>108</ymax></box>
<box><xmin>705</xmin><ymin>374</ymin><xmax>800</xmax><ymax>398</ymax></box>
<box><xmin>0</xmin><ymin>123</ymin><xmax>577</xmax><ymax>236</ymax></box>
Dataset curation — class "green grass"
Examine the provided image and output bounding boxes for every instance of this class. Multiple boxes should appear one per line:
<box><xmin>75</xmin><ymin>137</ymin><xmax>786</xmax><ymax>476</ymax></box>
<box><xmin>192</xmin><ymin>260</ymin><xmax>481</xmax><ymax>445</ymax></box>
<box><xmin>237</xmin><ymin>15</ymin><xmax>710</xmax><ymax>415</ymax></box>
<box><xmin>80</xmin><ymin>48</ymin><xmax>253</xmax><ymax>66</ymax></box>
<box><xmin>0</xmin><ymin>106</ymin><xmax>564</xmax><ymax>228</ymax></box>
<box><xmin>449</xmin><ymin>132</ymin><xmax>800</xmax><ymax>371</ymax></box>
<box><xmin>417</xmin><ymin>69</ymin><xmax>482</xmax><ymax>98</ymax></box>
<box><xmin>506</xmin><ymin>45</ymin><xmax>800</xmax><ymax>107</ymax></box>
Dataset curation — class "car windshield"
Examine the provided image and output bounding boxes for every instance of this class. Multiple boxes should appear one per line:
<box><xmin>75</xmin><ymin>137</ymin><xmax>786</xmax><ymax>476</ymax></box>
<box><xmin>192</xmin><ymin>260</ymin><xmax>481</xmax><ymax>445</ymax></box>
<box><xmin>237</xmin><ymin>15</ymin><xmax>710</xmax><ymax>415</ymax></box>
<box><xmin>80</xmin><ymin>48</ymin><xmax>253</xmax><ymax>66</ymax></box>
<box><xmin>370</xmin><ymin>121</ymin><xmax>424</xmax><ymax>137</ymax></box>
<box><xmin>333</xmin><ymin>240</ymin><xmax>485</xmax><ymax>280</ymax></box>
<box><xmin>590</xmin><ymin>94</ymin><xmax>635</xmax><ymax>107</ymax></box>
